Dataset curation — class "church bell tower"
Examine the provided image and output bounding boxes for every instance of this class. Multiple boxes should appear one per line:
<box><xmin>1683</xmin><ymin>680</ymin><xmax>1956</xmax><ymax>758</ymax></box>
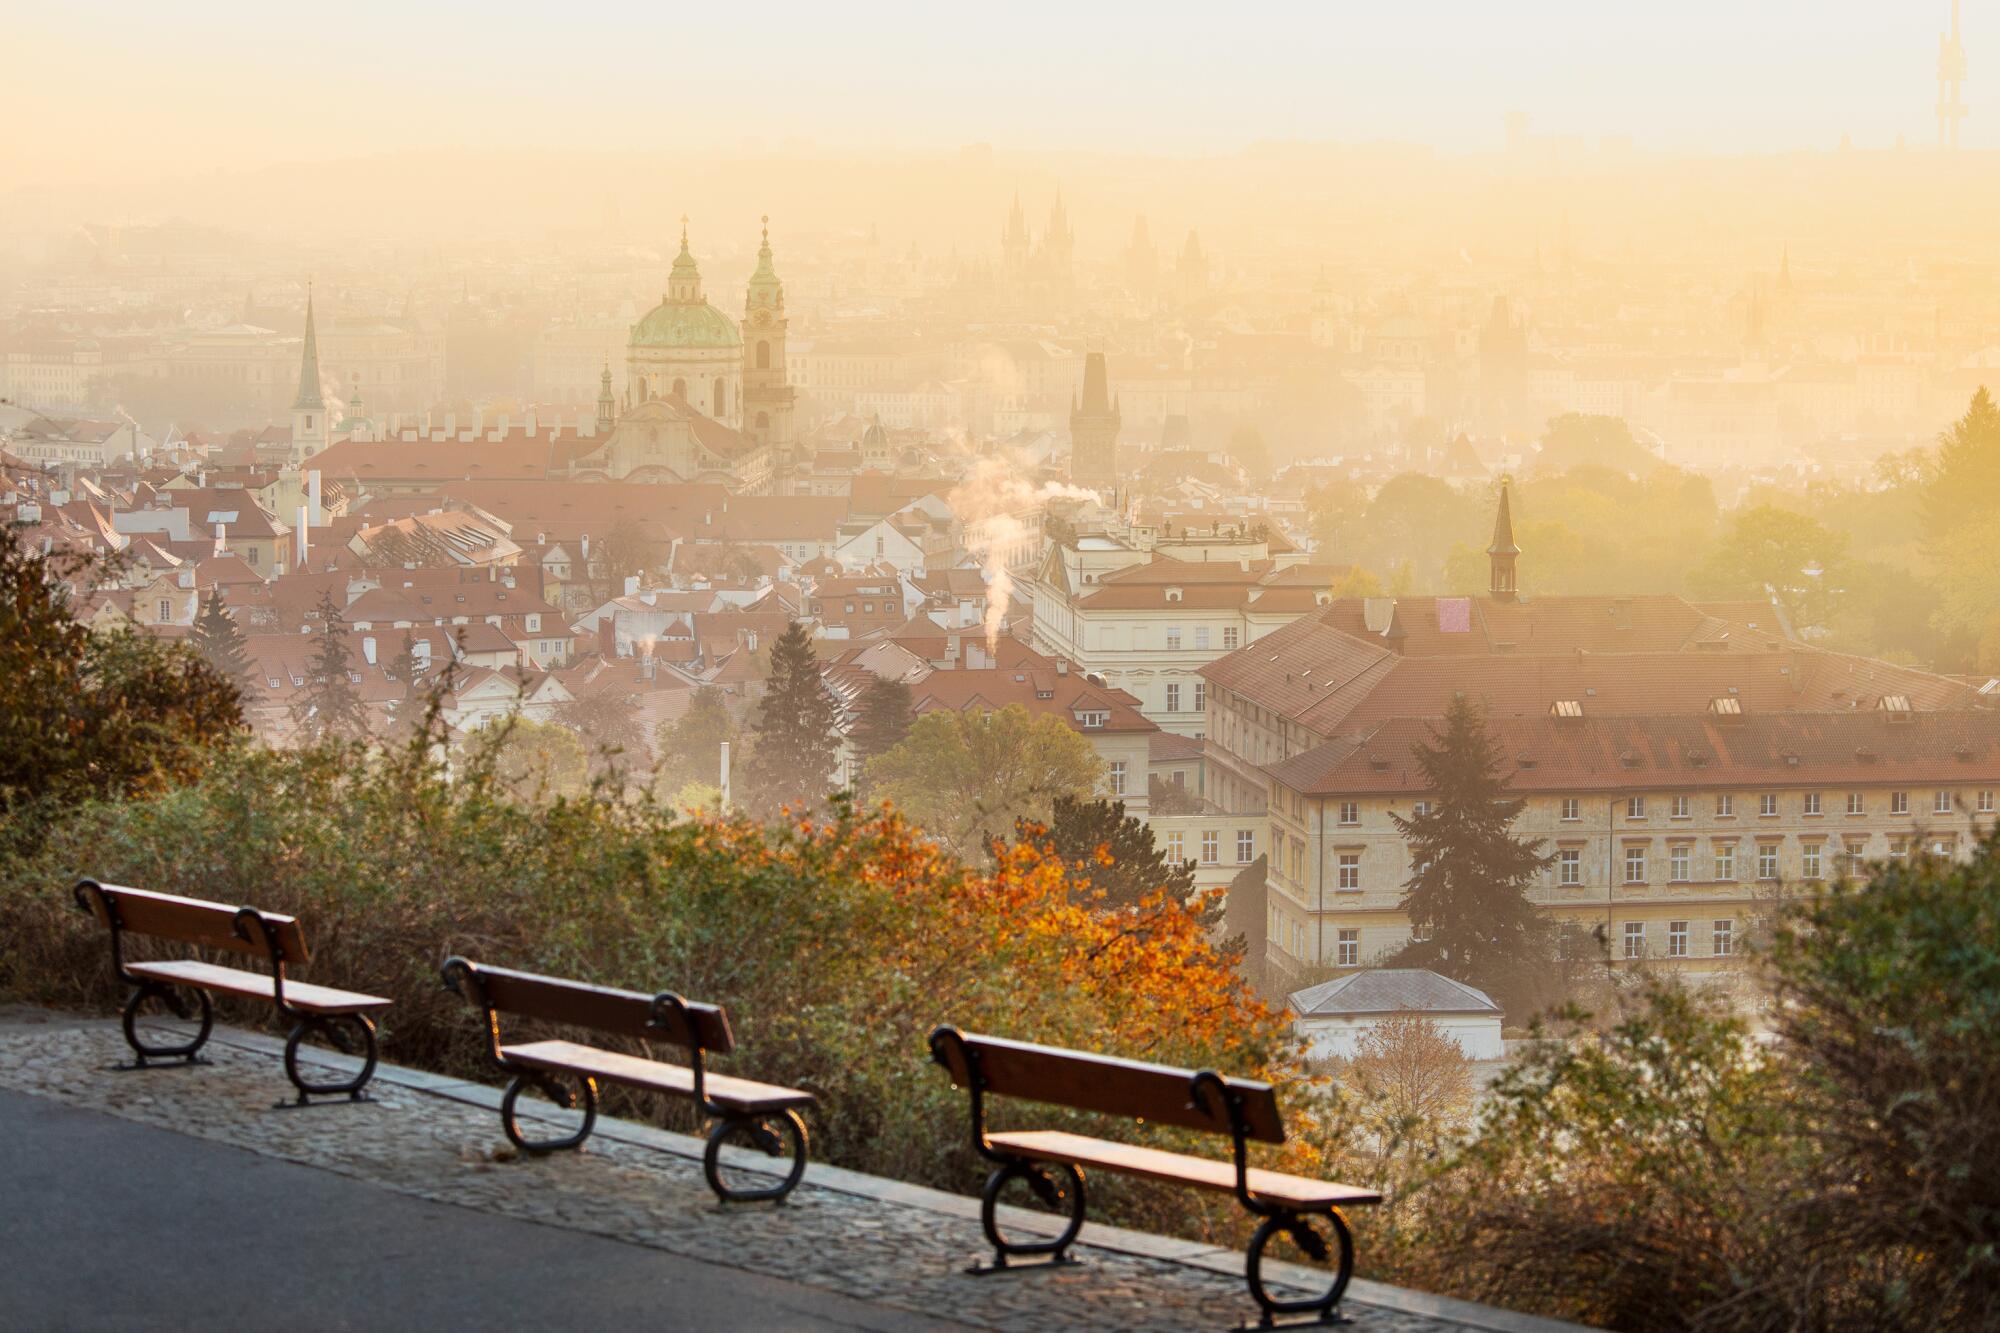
<box><xmin>288</xmin><ymin>287</ymin><xmax>326</xmax><ymax>468</ymax></box>
<box><xmin>742</xmin><ymin>216</ymin><xmax>797</xmax><ymax>480</ymax></box>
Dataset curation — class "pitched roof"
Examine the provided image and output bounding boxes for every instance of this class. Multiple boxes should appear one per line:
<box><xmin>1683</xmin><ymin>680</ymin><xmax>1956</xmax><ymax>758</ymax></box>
<box><xmin>1289</xmin><ymin>969</ymin><xmax>1501</xmax><ymax>1017</ymax></box>
<box><xmin>1265</xmin><ymin>709</ymin><xmax>2000</xmax><ymax>797</ymax></box>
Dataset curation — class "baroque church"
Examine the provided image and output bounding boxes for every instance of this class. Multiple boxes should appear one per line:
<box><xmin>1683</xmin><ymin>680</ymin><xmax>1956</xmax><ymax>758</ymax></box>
<box><xmin>569</xmin><ymin>217</ymin><xmax>796</xmax><ymax>492</ymax></box>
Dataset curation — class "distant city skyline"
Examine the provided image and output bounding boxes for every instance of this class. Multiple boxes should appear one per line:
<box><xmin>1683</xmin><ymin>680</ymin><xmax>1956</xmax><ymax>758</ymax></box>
<box><xmin>10</xmin><ymin>3</ymin><xmax>1983</xmax><ymax>186</ymax></box>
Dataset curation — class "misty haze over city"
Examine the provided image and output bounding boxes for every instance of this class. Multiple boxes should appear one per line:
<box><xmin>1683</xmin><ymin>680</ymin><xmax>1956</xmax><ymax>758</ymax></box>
<box><xmin>5</xmin><ymin>7</ymin><xmax>2000</xmax><ymax>1331</ymax></box>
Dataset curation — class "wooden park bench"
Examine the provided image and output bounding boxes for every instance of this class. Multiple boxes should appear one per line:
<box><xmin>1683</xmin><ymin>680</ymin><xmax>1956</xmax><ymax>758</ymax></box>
<box><xmin>930</xmin><ymin>1027</ymin><xmax>1382</xmax><ymax>1328</ymax></box>
<box><xmin>74</xmin><ymin>880</ymin><xmax>392</xmax><ymax>1107</ymax></box>
<box><xmin>441</xmin><ymin>957</ymin><xmax>816</xmax><ymax>1202</ymax></box>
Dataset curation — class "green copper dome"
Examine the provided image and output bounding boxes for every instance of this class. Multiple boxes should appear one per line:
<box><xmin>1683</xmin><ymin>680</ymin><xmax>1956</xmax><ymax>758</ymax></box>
<box><xmin>630</xmin><ymin>299</ymin><xmax>741</xmax><ymax>349</ymax></box>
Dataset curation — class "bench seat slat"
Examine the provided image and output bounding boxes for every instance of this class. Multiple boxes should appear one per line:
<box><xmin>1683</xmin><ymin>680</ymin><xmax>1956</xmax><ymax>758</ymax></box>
<box><xmin>986</xmin><ymin>1130</ymin><xmax>1381</xmax><ymax>1210</ymax></box>
<box><xmin>126</xmin><ymin>960</ymin><xmax>391</xmax><ymax>1015</ymax></box>
<box><xmin>500</xmin><ymin>1039</ymin><xmax>814</xmax><ymax>1114</ymax></box>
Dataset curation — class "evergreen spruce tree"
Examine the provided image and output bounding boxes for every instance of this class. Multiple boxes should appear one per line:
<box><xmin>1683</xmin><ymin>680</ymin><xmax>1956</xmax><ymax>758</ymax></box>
<box><xmin>187</xmin><ymin>590</ymin><xmax>251</xmax><ymax>692</ymax></box>
<box><xmin>742</xmin><ymin>621</ymin><xmax>838</xmax><ymax>813</ymax></box>
<box><xmin>850</xmin><ymin>676</ymin><xmax>912</xmax><ymax>777</ymax></box>
<box><xmin>291</xmin><ymin>591</ymin><xmax>368</xmax><ymax>743</ymax></box>
<box><xmin>1390</xmin><ymin>694</ymin><xmax>1553</xmax><ymax>1014</ymax></box>
<box><xmin>1024</xmin><ymin>794</ymin><xmax>1206</xmax><ymax>917</ymax></box>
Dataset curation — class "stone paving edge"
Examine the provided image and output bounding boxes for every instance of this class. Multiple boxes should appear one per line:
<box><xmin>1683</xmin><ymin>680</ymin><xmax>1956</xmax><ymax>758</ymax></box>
<box><xmin>177</xmin><ymin>1022</ymin><xmax>1584</xmax><ymax>1333</ymax></box>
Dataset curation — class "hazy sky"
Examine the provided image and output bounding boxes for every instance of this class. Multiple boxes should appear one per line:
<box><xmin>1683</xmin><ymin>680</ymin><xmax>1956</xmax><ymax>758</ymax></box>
<box><xmin>10</xmin><ymin>2</ymin><xmax>1975</xmax><ymax>183</ymax></box>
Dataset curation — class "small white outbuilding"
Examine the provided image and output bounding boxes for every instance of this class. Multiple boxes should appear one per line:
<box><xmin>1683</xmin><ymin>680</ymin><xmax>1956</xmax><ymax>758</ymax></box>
<box><xmin>1287</xmin><ymin>968</ymin><xmax>1505</xmax><ymax>1062</ymax></box>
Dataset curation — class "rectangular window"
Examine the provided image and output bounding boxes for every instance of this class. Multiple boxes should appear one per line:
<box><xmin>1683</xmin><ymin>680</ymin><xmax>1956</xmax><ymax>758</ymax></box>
<box><xmin>1338</xmin><ymin>853</ymin><xmax>1361</xmax><ymax>891</ymax></box>
<box><xmin>1802</xmin><ymin>843</ymin><xmax>1823</xmax><ymax>880</ymax></box>
<box><xmin>1717</xmin><ymin>793</ymin><xmax>1735</xmax><ymax>817</ymax></box>
<box><xmin>1165</xmin><ymin>683</ymin><xmax>1181</xmax><ymax>712</ymax></box>
<box><xmin>1670</xmin><ymin>845</ymin><xmax>1691</xmax><ymax>882</ymax></box>
<box><xmin>1559</xmin><ymin>848</ymin><xmax>1581</xmax><ymax>885</ymax></box>
<box><xmin>1165</xmin><ymin>831</ymin><xmax>1184</xmax><ymax>863</ymax></box>
<box><xmin>1223</xmin><ymin>627</ymin><xmax>1239</xmax><ymax>650</ymax></box>
<box><xmin>1845</xmin><ymin>840</ymin><xmax>1866</xmax><ymax>877</ymax></box>
<box><xmin>1803</xmin><ymin>792</ymin><xmax>1821</xmax><ymax>816</ymax></box>
<box><xmin>1759</xmin><ymin>793</ymin><xmax>1778</xmax><ymax>817</ymax></box>
<box><xmin>1290</xmin><ymin>843</ymin><xmax>1303</xmax><ymax>881</ymax></box>
<box><xmin>1237</xmin><ymin>829</ymin><xmax>1254</xmax><ymax>863</ymax></box>
<box><xmin>1561</xmin><ymin>797</ymin><xmax>1580</xmax><ymax>821</ymax></box>
<box><xmin>1627</xmin><ymin>796</ymin><xmax>1647</xmax><ymax>819</ymax></box>
<box><xmin>1624</xmin><ymin>845</ymin><xmax>1647</xmax><ymax>883</ymax></box>
<box><xmin>1847</xmin><ymin>791</ymin><xmax>1864</xmax><ymax>815</ymax></box>
<box><xmin>1668</xmin><ymin>920</ymin><xmax>1689</xmax><ymax>958</ymax></box>
<box><xmin>1108</xmin><ymin>761</ymin><xmax>1127</xmax><ymax>796</ymax></box>
<box><xmin>1889</xmin><ymin>838</ymin><xmax>1908</xmax><ymax>861</ymax></box>
<box><xmin>1713</xmin><ymin>919</ymin><xmax>1735</xmax><ymax>957</ymax></box>
<box><xmin>1671</xmin><ymin>794</ymin><xmax>1690</xmax><ymax>819</ymax></box>
<box><xmin>1413</xmin><ymin>800</ymin><xmax>1432</xmax><ymax>817</ymax></box>
<box><xmin>1194</xmin><ymin>626</ymin><xmax>1210</xmax><ymax>650</ymax></box>
<box><xmin>1201</xmin><ymin>831</ymin><xmax>1219</xmax><ymax>864</ymax></box>
<box><xmin>1758</xmin><ymin>844</ymin><xmax>1780</xmax><ymax>880</ymax></box>
<box><xmin>1337</xmin><ymin>929</ymin><xmax>1359</xmax><ymax>967</ymax></box>
<box><xmin>1623</xmin><ymin>921</ymin><xmax>1646</xmax><ymax>959</ymax></box>
<box><xmin>1981</xmin><ymin>790</ymin><xmax>1995</xmax><ymax>813</ymax></box>
<box><xmin>1193</xmin><ymin>682</ymin><xmax>1206</xmax><ymax>712</ymax></box>
<box><xmin>1892</xmin><ymin>791</ymin><xmax>1909</xmax><ymax>815</ymax></box>
<box><xmin>157</xmin><ymin>599</ymin><xmax>170</xmax><ymax>620</ymax></box>
<box><xmin>1716</xmin><ymin>843</ymin><xmax>1737</xmax><ymax>880</ymax></box>
<box><xmin>1166</xmin><ymin>627</ymin><xmax>1182</xmax><ymax>651</ymax></box>
<box><xmin>1338</xmin><ymin>801</ymin><xmax>1359</xmax><ymax>826</ymax></box>
<box><xmin>1935</xmin><ymin>790</ymin><xmax>1953</xmax><ymax>814</ymax></box>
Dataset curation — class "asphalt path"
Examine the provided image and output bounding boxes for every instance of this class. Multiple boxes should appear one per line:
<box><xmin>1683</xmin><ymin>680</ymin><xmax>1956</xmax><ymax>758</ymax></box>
<box><xmin>0</xmin><ymin>1087</ymin><xmax>959</xmax><ymax>1332</ymax></box>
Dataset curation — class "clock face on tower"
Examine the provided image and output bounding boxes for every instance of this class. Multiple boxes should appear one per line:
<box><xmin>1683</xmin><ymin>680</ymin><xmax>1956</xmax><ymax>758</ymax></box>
<box><xmin>748</xmin><ymin>310</ymin><xmax>770</xmax><ymax>327</ymax></box>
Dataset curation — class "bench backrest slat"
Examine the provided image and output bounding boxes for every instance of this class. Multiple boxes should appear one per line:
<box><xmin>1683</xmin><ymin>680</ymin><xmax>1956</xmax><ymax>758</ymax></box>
<box><xmin>938</xmin><ymin>1032</ymin><xmax>1286</xmax><ymax>1144</ymax></box>
<box><xmin>79</xmin><ymin>882</ymin><xmax>309</xmax><ymax>964</ymax></box>
<box><xmin>469</xmin><ymin>963</ymin><xmax>735</xmax><ymax>1054</ymax></box>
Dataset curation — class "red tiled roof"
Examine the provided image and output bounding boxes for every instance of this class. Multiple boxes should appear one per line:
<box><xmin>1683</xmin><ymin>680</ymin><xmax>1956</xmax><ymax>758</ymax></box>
<box><xmin>1267</xmin><ymin>711</ymin><xmax>2000</xmax><ymax>797</ymax></box>
<box><xmin>908</xmin><ymin>668</ymin><xmax>1157</xmax><ymax>736</ymax></box>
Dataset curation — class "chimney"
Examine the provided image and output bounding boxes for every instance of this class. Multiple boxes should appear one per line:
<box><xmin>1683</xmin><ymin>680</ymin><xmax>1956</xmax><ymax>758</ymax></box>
<box><xmin>307</xmin><ymin>469</ymin><xmax>323</xmax><ymax>527</ymax></box>
<box><xmin>362</xmin><ymin>636</ymin><xmax>378</xmax><ymax>666</ymax></box>
<box><xmin>1056</xmin><ymin>657</ymin><xmax>1069</xmax><ymax>675</ymax></box>
<box><xmin>213</xmin><ymin>521</ymin><xmax>226</xmax><ymax>557</ymax></box>
<box><xmin>580</xmin><ymin>533</ymin><xmax>590</xmax><ymax>560</ymax></box>
<box><xmin>624</xmin><ymin>574</ymin><xmax>640</xmax><ymax>597</ymax></box>
<box><xmin>176</xmin><ymin>568</ymin><xmax>194</xmax><ymax>589</ymax></box>
<box><xmin>639</xmin><ymin>645</ymin><xmax>656</xmax><ymax>681</ymax></box>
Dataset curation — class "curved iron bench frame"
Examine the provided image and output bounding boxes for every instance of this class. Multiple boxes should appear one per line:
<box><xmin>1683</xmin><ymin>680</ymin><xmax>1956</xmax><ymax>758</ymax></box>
<box><xmin>441</xmin><ymin>955</ymin><xmax>811</xmax><ymax>1203</ymax></box>
<box><xmin>930</xmin><ymin>1025</ymin><xmax>1370</xmax><ymax>1328</ymax></box>
<box><xmin>74</xmin><ymin>879</ymin><xmax>385</xmax><ymax>1108</ymax></box>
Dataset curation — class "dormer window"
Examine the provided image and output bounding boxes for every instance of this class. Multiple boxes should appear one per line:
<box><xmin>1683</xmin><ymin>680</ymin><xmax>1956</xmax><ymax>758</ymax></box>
<box><xmin>1164</xmin><ymin>587</ymin><xmax>1183</xmax><ymax>602</ymax></box>
<box><xmin>1076</xmin><ymin>709</ymin><xmax>1108</xmax><ymax>728</ymax></box>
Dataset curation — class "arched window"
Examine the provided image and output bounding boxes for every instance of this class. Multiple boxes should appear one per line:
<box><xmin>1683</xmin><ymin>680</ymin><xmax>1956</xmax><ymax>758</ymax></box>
<box><xmin>714</xmin><ymin>380</ymin><xmax>727</xmax><ymax>416</ymax></box>
<box><xmin>756</xmin><ymin>340</ymin><xmax>770</xmax><ymax>370</ymax></box>
<box><xmin>671</xmin><ymin>378</ymin><xmax>686</xmax><ymax>400</ymax></box>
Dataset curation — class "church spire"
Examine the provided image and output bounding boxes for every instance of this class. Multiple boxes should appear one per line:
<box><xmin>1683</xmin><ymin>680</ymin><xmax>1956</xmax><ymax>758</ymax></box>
<box><xmin>747</xmin><ymin>214</ymin><xmax>783</xmax><ymax>311</ymax></box>
<box><xmin>596</xmin><ymin>360</ymin><xmax>617</xmax><ymax>432</ymax></box>
<box><xmin>293</xmin><ymin>287</ymin><xmax>324</xmax><ymax>411</ymax></box>
<box><xmin>668</xmin><ymin>216</ymin><xmax>702</xmax><ymax>302</ymax></box>
<box><xmin>1488</xmin><ymin>478</ymin><xmax>1520</xmax><ymax>602</ymax></box>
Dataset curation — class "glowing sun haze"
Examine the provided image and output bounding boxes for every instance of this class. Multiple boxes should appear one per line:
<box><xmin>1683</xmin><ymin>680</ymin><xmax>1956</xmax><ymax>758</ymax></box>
<box><xmin>10</xmin><ymin>1</ymin><xmax>1968</xmax><ymax>184</ymax></box>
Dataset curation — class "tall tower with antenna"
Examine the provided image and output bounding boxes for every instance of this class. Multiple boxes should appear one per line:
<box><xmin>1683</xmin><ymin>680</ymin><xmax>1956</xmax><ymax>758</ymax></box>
<box><xmin>1940</xmin><ymin>0</ymin><xmax>1969</xmax><ymax>149</ymax></box>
